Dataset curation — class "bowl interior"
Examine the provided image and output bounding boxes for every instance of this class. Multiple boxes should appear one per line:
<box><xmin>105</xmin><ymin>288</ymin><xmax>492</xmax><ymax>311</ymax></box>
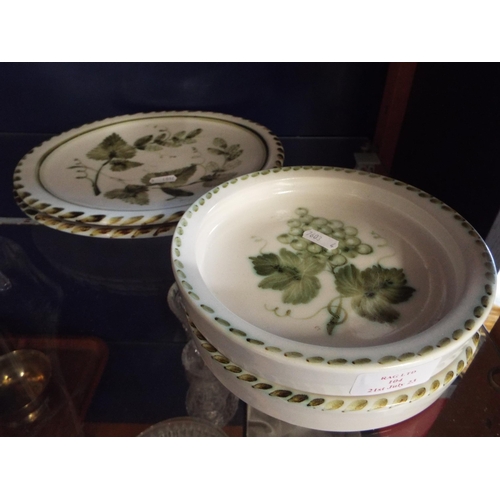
<box><xmin>175</xmin><ymin>168</ymin><xmax>495</xmax><ymax>357</ymax></box>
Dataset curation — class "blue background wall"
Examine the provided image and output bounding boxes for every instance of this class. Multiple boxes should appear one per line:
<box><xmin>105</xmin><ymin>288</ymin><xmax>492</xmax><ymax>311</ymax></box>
<box><xmin>0</xmin><ymin>62</ymin><xmax>391</xmax><ymax>427</ymax></box>
<box><xmin>0</xmin><ymin>62</ymin><xmax>388</xmax><ymax>136</ymax></box>
<box><xmin>0</xmin><ymin>62</ymin><xmax>389</xmax><ymax>219</ymax></box>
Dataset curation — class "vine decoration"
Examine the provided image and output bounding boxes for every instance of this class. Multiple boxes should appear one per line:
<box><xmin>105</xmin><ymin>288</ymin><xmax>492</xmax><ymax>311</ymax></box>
<box><xmin>249</xmin><ymin>207</ymin><xmax>416</xmax><ymax>335</ymax></box>
<box><xmin>67</xmin><ymin>130</ymin><xmax>243</xmax><ymax>205</ymax></box>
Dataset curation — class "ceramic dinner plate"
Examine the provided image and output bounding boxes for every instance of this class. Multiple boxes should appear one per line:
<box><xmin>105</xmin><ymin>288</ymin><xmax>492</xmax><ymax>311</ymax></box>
<box><xmin>16</xmin><ymin>199</ymin><xmax>179</xmax><ymax>239</ymax></box>
<box><xmin>172</xmin><ymin>167</ymin><xmax>496</xmax><ymax>394</ymax></box>
<box><xmin>13</xmin><ymin>111</ymin><xmax>284</xmax><ymax>236</ymax></box>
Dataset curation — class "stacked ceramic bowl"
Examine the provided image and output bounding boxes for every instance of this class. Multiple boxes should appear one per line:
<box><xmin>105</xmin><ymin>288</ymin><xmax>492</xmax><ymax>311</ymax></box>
<box><xmin>171</xmin><ymin>166</ymin><xmax>497</xmax><ymax>432</ymax></box>
<box><xmin>13</xmin><ymin>111</ymin><xmax>284</xmax><ymax>239</ymax></box>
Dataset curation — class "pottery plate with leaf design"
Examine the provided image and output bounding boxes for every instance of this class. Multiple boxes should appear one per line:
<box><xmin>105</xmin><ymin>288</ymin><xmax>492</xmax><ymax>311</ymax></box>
<box><xmin>189</xmin><ymin>314</ymin><xmax>481</xmax><ymax>432</ymax></box>
<box><xmin>172</xmin><ymin>167</ymin><xmax>496</xmax><ymax>395</ymax></box>
<box><xmin>13</xmin><ymin>111</ymin><xmax>284</xmax><ymax>237</ymax></box>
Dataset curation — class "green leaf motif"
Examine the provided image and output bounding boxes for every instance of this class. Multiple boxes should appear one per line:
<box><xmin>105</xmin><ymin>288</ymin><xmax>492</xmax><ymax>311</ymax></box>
<box><xmin>134</xmin><ymin>135</ymin><xmax>153</xmax><ymax>150</ymax></box>
<box><xmin>185</xmin><ymin>128</ymin><xmax>202</xmax><ymax>139</ymax></box>
<box><xmin>250</xmin><ymin>248</ymin><xmax>325</xmax><ymax>305</ymax></box>
<box><xmin>282</xmin><ymin>274</ymin><xmax>321</xmax><ymax>305</ymax></box>
<box><xmin>104</xmin><ymin>184</ymin><xmax>149</xmax><ymax>205</ymax></box>
<box><xmin>207</xmin><ymin>147</ymin><xmax>226</xmax><ymax>155</ymax></box>
<box><xmin>109</xmin><ymin>160</ymin><xmax>143</xmax><ymax>172</ymax></box>
<box><xmin>164</xmin><ymin>131</ymin><xmax>186</xmax><ymax>147</ymax></box>
<box><xmin>200</xmin><ymin>172</ymin><xmax>235</xmax><ymax>187</ymax></box>
<box><xmin>334</xmin><ymin>265</ymin><xmax>364</xmax><ymax>297</ymax></box>
<box><xmin>258</xmin><ymin>272</ymin><xmax>298</xmax><ymax>291</ymax></box>
<box><xmin>161</xmin><ymin>187</ymin><xmax>194</xmax><ymax>197</ymax></box>
<box><xmin>248</xmin><ymin>207</ymin><xmax>417</xmax><ymax>335</ymax></box>
<box><xmin>360</xmin><ymin>266</ymin><xmax>415</xmax><ymax>304</ymax></box>
<box><xmin>226</xmin><ymin>144</ymin><xmax>243</xmax><ymax>161</ymax></box>
<box><xmin>351</xmin><ymin>295</ymin><xmax>400</xmax><ymax>323</ymax></box>
<box><xmin>334</xmin><ymin>264</ymin><xmax>415</xmax><ymax>324</ymax></box>
<box><xmin>87</xmin><ymin>133</ymin><xmax>136</xmax><ymax>161</ymax></box>
<box><xmin>153</xmin><ymin>133</ymin><xmax>167</xmax><ymax>145</ymax></box>
<box><xmin>204</xmin><ymin>161</ymin><xmax>221</xmax><ymax>173</ymax></box>
<box><xmin>213</xmin><ymin>137</ymin><xmax>228</xmax><ymax>148</ymax></box>
<box><xmin>249</xmin><ymin>253</ymin><xmax>282</xmax><ymax>276</ymax></box>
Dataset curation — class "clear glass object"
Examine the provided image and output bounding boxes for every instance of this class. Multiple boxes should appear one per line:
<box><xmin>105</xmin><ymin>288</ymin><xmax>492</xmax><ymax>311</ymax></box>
<box><xmin>138</xmin><ymin>416</ymin><xmax>228</xmax><ymax>437</ymax></box>
<box><xmin>185</xmin><ymin>371</ymin><xmax>239</xmax><ymax>428</ymax></box>
<box><xmin>169</xmin><ymin>283</ymin><xmax>240</xmax><ymax>428</ymax></box>
<box><xmin>0</xmin><ymin>271</ymin><xmax>12</xmax><ymax>292</ymax></box>
<box><xmin>181</xmin><ymin>338</ymin><xmax>208</xmax><ymax>381</ymax></box>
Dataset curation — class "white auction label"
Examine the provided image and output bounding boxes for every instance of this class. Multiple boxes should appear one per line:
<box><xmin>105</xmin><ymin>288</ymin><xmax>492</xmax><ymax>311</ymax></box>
<box><xmin>349</xmin><ymin>358</ymin><xmax>441</xmax><ymax>396</ymax></box>
<box><xmin>302</xmin><ymin>229</ymin><xmax>339</xmax><ymax>250</ymax></box>
<box><xmin>149</xmin><ymin>175</ymin><xmax>177</xmax><ymax>184</ymax></box>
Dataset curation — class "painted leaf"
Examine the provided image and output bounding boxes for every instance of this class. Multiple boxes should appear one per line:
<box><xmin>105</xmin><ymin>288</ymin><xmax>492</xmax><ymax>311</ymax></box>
<box><xmin>164</xmin><ymin>131</ymin><xmax>188</xmax><ymax>147</ymax></box>
<box><xmin>161</xmin><ymin>187</ymin><xmax>194</xmax><ymax>197</ymax></box>
<box><xmin>134</xmin><ymin>135</ymin><xmax>153</xmax><ymax>150</ymax></box>
<box><xmin>226</xmin><ymin>144</ymin><xmax>243</xmax><ymax>161</ymax></box>
<box><xmin>250</xmin><ymin>249</ymin><xmax>325</xmax><ymax>304</ymax></box>
<box><xmin>277</xmin><ymin>248</ymin><xmax>302</xmax><ymax>269</ymax></box>
<box><xmin>207</xmin><ymin>148</ymin><xmax>226</xmax><ymax>155</ymax></box>
<box><xmin>104</xmin><ymin>184</ymin><xmax>149</xmax><ymax>205</ymax></box>
<box><xmin>377</xmin><ymin>283</ymin><xmax>415</xmax><ymax>304</ymax></box>
<box><xmin>153</xmin><ymin>133</ymin><xmax>167</xmax><ymax>145</ymax></box>
<box><xmin>360</xmin><ymin>265</ymin><xmax>415</xmax><ymax>304</ymax></box>
<box><xmin>203</xmin><ymin>161</ymin><xmax>221</xmax><ymax>173</ymax></box>
<box><xmin>201</xmin><ymin>172</ymin><xmax>235</xmax><ymax>187</ymax></box>
<box><xmin>87</xmin><ymin>133</ymin><xmax>136</xmax><ymax>161</ymax></box>
<box><xmin>213</xmin><ymin>137</ymin><xmax>227</xmax><ymax>148</ymax></box>
<box><xmin>109</xmin><ymin>160</ymin><xmax>143</xmax><ymax>172</ymax></box>
<box><xmin>292</xmin><ymin>252</ymin><xmax>326</xmax><ymax>276</ymax></box>
<box><xmin>334</xmin><ymin>264</ymin><xmax>364</xmax><ymax>297</ymax></box>
<box><xmin>250</xmin><ymin>253</ymin><xmax>281</xmax><ymax>276</ymax></box>
<box><xmin>351</xmin><ymin>295</ymin><xmax>400</xmax><ymax>323</ymax></box>
<box><xmin>167</xmin><ymin>164</ymin><xmax>197</xmax><ymax>186</ymax></box>
<box><xmin>258</xmin><ymin>271</ymin><xmax>297</xmax><ymax>291</ymax></box>
<box><xmin>185</xmin><ymin>128</ymin><xmax>202</xmax><ymax>139</ymax></box>
<box><xmin>281</xmin><ymin>274</ymin><xmax>321</xmax><ymax>304</ymax></box>
<box><xmin>336</xmin><ymin>264</ymin><xmax>415</xmax><ymax>324</ymax></box>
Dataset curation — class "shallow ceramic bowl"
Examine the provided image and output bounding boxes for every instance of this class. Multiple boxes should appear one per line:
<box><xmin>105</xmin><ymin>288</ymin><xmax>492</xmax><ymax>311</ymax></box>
<box><xmin>15</xmin><ymin>195</ymin><xmax>180</xmax><ymax>239</ymax></box>
<box><xmin>190</xmin><ymin>321</ymin><xmax>480</xmax><ymax>432</ymax></box>
<box><xmin>13</xmin><ymin>111</ymin><xmax>284</xmax><ymax>238</ymax></box>
<box><xmin>0</xmin><ymin>349</ymin><xmax>52</xmax><ymax>423</ymax></box>
<box><xmin>172</xmin><ymin>167</ymin><xmax>496</xmax><ymax>395</ymax></box>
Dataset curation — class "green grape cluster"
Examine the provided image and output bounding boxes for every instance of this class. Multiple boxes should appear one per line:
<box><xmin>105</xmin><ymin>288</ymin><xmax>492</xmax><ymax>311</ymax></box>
<box><xmin>276</xmin><ymin>207</ymin><xmax>373</xmax><ymax>267</ymax></box>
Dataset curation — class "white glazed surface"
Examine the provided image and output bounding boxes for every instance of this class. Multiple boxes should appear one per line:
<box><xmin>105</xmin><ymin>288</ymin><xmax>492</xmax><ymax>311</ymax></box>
<box><xmin>185</xmin><ymin>303</ymin><xmax>475</xmax><ymax>395</ymax></box>
<box><xmin>14</xmin><ymin>111</ymin><xmax>283</xmax><ymax>233</ymax></box>
<box><xmin>172</xmin><ymin>167</ymin><xmax>496</xmax><ymax>393</ymax></box>
<box><xmin>17</xmin><ymin>204</ymin><xmax>180</xmax><ymax>239</ymax></box>
<box><xmin>191</xmin><ymin>323</ymin><xmax>479</xmax><ymax>432</ymax></box>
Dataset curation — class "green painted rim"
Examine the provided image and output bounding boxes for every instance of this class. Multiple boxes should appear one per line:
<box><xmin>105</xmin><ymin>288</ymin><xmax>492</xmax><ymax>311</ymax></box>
<box><xmin>173</xmin><ymin>166</ymin><xmax>496</xmax><ymax>366</ymax></box>
<box><xmin>189</xmin><ymin>314</ymin><xmax>480</xmax><ymax>412</ymax></box>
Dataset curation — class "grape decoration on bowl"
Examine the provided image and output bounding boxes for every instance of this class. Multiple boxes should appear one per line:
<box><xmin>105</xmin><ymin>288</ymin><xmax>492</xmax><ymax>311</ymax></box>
<box><xmin>249</xmin><ymin>207</ymin><xmax>416</xmax><ymax>335</ymax></box>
